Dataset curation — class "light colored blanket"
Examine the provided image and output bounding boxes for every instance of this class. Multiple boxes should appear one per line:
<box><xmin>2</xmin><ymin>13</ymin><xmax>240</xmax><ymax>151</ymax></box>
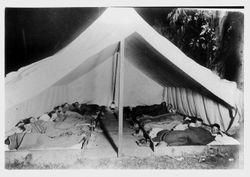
<box><xmin>208</xmin><ymin>133</ymin><xmax>240</xmax><ymax>145</ymax></box>
<box><xmin>7</xmin><ymin>115</ymin><xmax>94</xmax><ymax>150</ymax></box>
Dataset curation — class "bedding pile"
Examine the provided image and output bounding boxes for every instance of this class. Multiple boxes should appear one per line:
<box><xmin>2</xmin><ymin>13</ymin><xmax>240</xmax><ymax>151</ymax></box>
<box><xmin>137</xmin><ymin>113</ymin><xmax>184</xmax><ymax>132</ymax></box>
<box><xmin>6</xmin><ymin>115</ymin><xmax>94</xmax><ymax>150</ymax></box>
<box><xmin>129</xmin><ymin>102</ymin><xmax>240</xmax><ymax>147</ymax></box>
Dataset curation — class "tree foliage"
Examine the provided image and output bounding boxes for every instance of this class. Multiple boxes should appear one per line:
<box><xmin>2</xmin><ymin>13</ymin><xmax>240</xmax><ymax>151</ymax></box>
<box><xmin>153</xmin><ymin>8</ymin><xmax>220</xmax><ymax>74</ymax></box>
<box><xmin>138</xmin><ymin>7</ymin><xmax>243</xmax><ymax>86</ymax></box>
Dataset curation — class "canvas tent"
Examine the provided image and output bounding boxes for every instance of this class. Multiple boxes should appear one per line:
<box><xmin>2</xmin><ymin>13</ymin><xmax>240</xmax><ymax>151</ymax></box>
<box><xmin>5</xmin><ymin>8</ymin><xmax>243</xmax><ymax>134</ymax></box>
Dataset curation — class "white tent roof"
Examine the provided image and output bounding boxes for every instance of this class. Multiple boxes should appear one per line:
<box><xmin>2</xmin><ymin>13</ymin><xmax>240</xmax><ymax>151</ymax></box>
<box><xmin>5</xmin><ymin>8</ymin><xmax>243</xmax><ymax>131</ymax></box>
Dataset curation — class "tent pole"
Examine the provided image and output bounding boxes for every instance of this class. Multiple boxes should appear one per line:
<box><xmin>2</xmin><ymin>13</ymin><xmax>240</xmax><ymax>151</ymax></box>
<box><xmin>118</xmin><ymin>40</ymin><xmax>124</xmax><ymax>157</ymax></box>
<box><xmin>162</xmin><ymin>87</ymin><xmax>166</xmax><ymax>102</ymax></box>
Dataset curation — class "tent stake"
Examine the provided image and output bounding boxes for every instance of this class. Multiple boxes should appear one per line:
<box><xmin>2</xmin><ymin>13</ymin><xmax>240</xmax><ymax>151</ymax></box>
<box><xmin>118</xmin><ymin>40</ymin><xmax>124</xmax><ymax>157</ymax></box>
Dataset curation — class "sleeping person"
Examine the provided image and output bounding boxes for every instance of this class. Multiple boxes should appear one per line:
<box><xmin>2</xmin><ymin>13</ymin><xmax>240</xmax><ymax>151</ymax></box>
<box><xmin>152</xmin><ymin>126</ymin><xmax>215</xmax><ymax>146</ymax></box>
<box><xmin>61</xmin><ymin>104</ymin><xmax>84</xmax><ymax>120</ymax></box>
<box><xmin>208</xmin><ymin>123</ymin><xmax>240</xmax><ymax>145</ymax></box>
<box><xmin>5</xmin><ymin>125</ymin><xmax>26</xmax><ymax>137</ymax></box>
<box><xmin>149</xmin><ymin>116</ymin><xmax>193</xmax><ymax>138</ymax></box>
<box><xmin>53</xmin><ymin>106</ymin><xmax>66</xmax><ymax>122</ymax></box>
<box><xmin>167</xmin><ymin>104</ymin><xmax>177</xmax><ymax>113</ymax></box>
<box><xmin>39</xmin><ymin>112</ymin><xmax>53</xmax><ymax>122</ymax></box>
<box><xmin>24</xmin><ymin>117</ymin><xmax>46</xmax><ymax>134</ymax></box>
<box><xmin>70</xmin><ymin>102</ymin><xmax>82</xmax><ymax>114</ymax></box>
<box><xmin>173</xmin><ymin>116</ymin><xmax>192</xmax><ymax>131</ymax></box>
<box><xmin>5</xmin><ymin>117</ymin><xmax>45</xmax><ymax>150</ymax></box>
<box><xmin>132</xmin><ymin>113</ymin><xmax>183</xmax><ymax>138</ymax></box>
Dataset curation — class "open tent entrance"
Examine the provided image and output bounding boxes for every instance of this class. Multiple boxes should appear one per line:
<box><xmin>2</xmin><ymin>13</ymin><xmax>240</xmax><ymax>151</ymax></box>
<box><xmin>5</xmin><ymin>8</ymin><xmax>243</xmax><ymax>160</ymax></box>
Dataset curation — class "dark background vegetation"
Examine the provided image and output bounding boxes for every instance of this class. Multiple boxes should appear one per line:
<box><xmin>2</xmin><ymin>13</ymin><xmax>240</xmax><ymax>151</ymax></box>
<box><xmin>5</xmin><ymin>7</ymin><xmax>244</xmax><ymax>89</ymax></box>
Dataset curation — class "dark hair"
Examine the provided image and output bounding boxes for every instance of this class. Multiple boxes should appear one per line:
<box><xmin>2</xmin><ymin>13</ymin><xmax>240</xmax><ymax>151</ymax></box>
<box><xmin>5</xmin><ymin>137</ymin><xmax>10</xmax><ymax>145</ymax></box>
<box><xmin>54</xmin><ymin>106</ymin><xmax>59</xmax><ymax>111</ymax></box>
<box><xmin>73</xmin><ymin>102</ymin><xmax>79</xmax><ymax>107</ymax></box>
<box><xmin>161</xmin><ymin>102</ymin><xmax>166</xmax><ymax>107</ymax></box>
<box><xmin>183</xmin><ymin>119</ymin><xmax>191</xmax><ymax>124</ymax></box>
<box><xmin>48</xmin><ymin>111</ymin><xmax>55</xmax><ymax>118</ymax></box>
<box><xmin>196</xmin><ymin>118</ymin><xmax>203</xmax><ymax>123</ymax></box>
<box><xmin>18</xmin><ymin>125</ymin><xmax>26</xmax><ymax>131</ymax></box>
<box><xmin>15</xmin><ymin>121</ymin><xmax>24</xmax><ymax>127</ymax></box>
<box><xmin>63</xmin><ymin>102</ymin><xmax>69</xmax><ymax>106</ymax></box>
<box><xmin>211</xmin><ymin>123</ymin><xmax>220</xmax><ymax>130</ymax></box>
<box><xmin>62</xmin><ymin>103</ymin><xmax>70</xmax><ymax>109</ymax></box>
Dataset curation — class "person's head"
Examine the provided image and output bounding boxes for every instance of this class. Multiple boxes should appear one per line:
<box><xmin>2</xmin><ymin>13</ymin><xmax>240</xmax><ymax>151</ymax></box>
<box><xmin>195</xmin><ymin>118</ymin><xmax>203</xmax><ymax>127</ymax></box>
<box><xmin>167</xmin><ymin>104</ymin><xmax>173</xmax><ymax>109</ymax></box>
<box><xmin>161</xmin><ymin>102</ymin><xmax>166</xmax><ymax>107</ymax></box>
<box><xmin>16</xmin><ymin>121</ymin><xmax>24</xmax><ymax>127</ymax></box>
<box><xmin>30</xmin><ymin>117</ymin><xmax>36</xmax><ymax>123</ymax></box>
<box><xmin>183</xmin><ymin>116</ymin><xmax>191</xmax><ymax>124</ymax></box>
<box><xmin>58</xmin><ymin>106</ymin><xmax>63</xmax><ymax>112</ymax></box>
<box><xmin>189</xmin><ymin>122</ymin><xmax>196</xmax><ymax>127</ymax></box>
<box><xmin>136</xmin><ymin>124</ymin><xmax>140</xmax><ymax>130</ymax></box>
<box><xmin>62</xmin><ymin>109</ymin><xmax>66</xmax><ymax>114</ymax></box>
<box><xmin>211</xmin><ymin>123</ymin><xmax>220</xmax><ymax>134</ymax></box>
<box><xmin>16</xmin><ymin>125</ymin><xmax>25</xmax><ymax>132</ymax></box>
<box><xmin>63</xmin><ymin>103</ymin><xmax>69</xmax><ymax>107</ymax></box>
<box><xmin>62</xmin><ymin>103</ymin><xmax>69</xmax><ymax>112</ymax></box>
<box><xmin>51</xmin><ymin>111</ymin><xmax>58</xmax><ymax>121</ymax></box>
<box><xmin>54</xmin><ymin>106</ymin><xmax>59</xmax><ymax>112</ymax></box>
<box><xmin>74</xmin><ymin>102</ymin><xmax>79</xmax><ymax>107</ymax></box>
<box><xmin>5</xmin><ymin>137</ymin><xmax>10</xmax><ymax>145</ymax></box>
<box><xmin>48</xmin><ymin>111</ymin><xmax>55</xmax><ymax>118</ymax></box>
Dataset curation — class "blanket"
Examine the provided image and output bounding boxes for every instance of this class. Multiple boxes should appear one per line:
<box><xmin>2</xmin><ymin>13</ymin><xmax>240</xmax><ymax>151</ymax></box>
<box><xmin>152</xmin><ymin>127</ymin><xmax>215</xmax><ymax>146</ymax></box>
<box><xmin>7</xmin><ymin>132</ymin><xmax>27</xmax><ymax>150</ymax></box>
<box><xmin>7</xmin><ymin>115</ymin><xmax>94</xmax><ymax>150</ymax></box>
<box><xmin>131</xmin><ymin>102</ymin><xmax>168</xmax><ymax>120</ymax></box>
<box><xmin>208</xmin><ymin>133</ymin><xmax>240</xmax><ymax>145</ymax></box>
<box><xmin>138</xmin><ymin>113</ymin><xmax>184</xmax><ymax>132</ymax></box>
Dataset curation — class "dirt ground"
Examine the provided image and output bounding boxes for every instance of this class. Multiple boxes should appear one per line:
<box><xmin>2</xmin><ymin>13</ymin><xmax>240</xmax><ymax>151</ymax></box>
<box><xmin>5</xmin><ymin>151</ymin><xmax>241</xmax><ymax>169</ymax></box>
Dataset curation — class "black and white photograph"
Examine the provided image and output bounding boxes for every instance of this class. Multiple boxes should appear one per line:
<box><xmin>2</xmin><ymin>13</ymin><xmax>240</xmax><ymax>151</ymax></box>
<box><xmin>2</xmin><ymin>0</ymin><xmax>247</xmax><ymax>172</ymax></box>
